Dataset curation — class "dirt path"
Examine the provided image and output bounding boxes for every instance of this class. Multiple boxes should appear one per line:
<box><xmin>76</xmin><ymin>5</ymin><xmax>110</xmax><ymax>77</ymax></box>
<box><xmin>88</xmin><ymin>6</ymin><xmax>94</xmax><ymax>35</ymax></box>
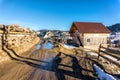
<box><xmin>0</xmin><ymin>42</ymin><xmax>59</xmax><ymax>80</ymax></box>
<box><xmin>0</xmin><ymin>41</ymin><xmax>119</xmax><ymax>80</ymax></box>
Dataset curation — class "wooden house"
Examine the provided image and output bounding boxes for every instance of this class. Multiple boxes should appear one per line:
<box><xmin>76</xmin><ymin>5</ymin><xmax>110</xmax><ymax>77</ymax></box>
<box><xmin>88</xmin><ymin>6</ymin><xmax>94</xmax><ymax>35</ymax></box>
<box><xmin>69</xmin><ymin>22</ymin><xmax>111</xmax><ymax>49</ymax></box>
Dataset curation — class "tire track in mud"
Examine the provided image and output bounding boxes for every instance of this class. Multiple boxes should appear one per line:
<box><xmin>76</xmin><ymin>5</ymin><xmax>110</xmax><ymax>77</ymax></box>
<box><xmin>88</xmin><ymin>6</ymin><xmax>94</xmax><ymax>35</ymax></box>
<box><xmin>20</xmin><ymin>46</ymin><xmax>45</xmax><ymax>80</ymax></box>
<box><xmin>27</xmin><ymin>49</ymin><xmax>43</xmax><ymax>80</ymax></box>
<box><xmin>27</xmin><ymin>69</ymin><xmax>38</xmax><ymax>80</ymax></box>
<box><xmin>1</xmin><ymin>40</ymin><xmax>104</xmax><ymax>80</ymax></box>
<box><xmin>27</xmin><ymin>43</ymin><xmax>55</xmax><ymax>80</ymax></box>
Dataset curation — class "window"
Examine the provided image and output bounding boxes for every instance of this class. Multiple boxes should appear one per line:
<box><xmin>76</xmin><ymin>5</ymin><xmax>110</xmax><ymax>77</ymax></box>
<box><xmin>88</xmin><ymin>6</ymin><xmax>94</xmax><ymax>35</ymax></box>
<box><xmin>87</xmin><ymin>38</ymin><xmax>90</xmax><ymax>42</ymax></box>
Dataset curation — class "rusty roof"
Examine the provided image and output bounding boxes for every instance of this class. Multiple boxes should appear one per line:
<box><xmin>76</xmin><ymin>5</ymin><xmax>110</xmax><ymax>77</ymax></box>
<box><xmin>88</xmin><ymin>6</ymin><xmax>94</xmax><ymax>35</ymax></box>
<box><xmin>70</xmin><ymin>22</ymin><xmax>111</xmax><ymax>33</ymax></box>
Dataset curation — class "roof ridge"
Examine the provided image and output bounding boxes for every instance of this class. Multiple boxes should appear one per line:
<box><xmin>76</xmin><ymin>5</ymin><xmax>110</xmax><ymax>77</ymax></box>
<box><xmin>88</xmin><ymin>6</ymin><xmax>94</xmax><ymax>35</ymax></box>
<box><xmin>73</xmin><ymin>22</ymin><xmax>102</xmax><ymax>24</ymax></box>
<box><xmin>70</xmin><ymin>22</ymin><xmax>110</xmax><ymax>33</ymax></box>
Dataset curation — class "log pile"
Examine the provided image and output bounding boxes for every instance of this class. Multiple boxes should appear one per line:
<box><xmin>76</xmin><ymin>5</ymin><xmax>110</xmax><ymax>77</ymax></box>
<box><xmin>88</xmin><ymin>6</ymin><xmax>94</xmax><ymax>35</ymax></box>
<box><xmin>6</xmin><ymin>24</ymin><xmax>30</xmax><ymax>33</ymax></box>
<box><xmin>0</xmin><ymin>24</ymin><xmax>33</xmax><ymax>33</ymax></box>
<box><xmin>0</xmin><ymin>24</ymin><xmax>38</xmax><ymax>49</ymax></box>
<box><xmin>0</xmin><ymin>24</ymin><xmax>4</xmax><ymax>29</ymax></box>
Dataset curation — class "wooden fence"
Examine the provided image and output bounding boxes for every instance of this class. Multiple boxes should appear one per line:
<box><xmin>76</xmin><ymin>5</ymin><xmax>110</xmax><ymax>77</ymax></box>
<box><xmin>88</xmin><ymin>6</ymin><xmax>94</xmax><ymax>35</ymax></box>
<box><xmin>98</xmin><ymin>44</ymin><xmax>120</xmax><ymax>67</ymax></box>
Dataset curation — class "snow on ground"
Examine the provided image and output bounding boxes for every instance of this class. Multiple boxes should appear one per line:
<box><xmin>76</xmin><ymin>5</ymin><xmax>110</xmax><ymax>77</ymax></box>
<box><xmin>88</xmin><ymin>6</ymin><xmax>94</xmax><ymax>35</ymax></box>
<box><xmin>86</xmin><ymin>52</ymin><xmax>98</xmax><ymax>56</ymax></box>
<box><xmin>63</xmin><ymin>44</ymin><xmax>78</xmax><ymax>49</ymax></box>
<box><xmin>110</xmin><ymin>32</ymin><xmax>120</xmax><ymax>44</ymax></box>
<box><xmin>93</xmin><ymin>64</ymin><xmax>118</xmax><ymax>80</ymax></box>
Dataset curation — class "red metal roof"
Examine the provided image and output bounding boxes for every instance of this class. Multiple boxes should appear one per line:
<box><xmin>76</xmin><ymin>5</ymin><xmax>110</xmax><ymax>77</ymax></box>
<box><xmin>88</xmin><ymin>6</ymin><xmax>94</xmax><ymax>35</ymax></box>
<box><xmin>70</xmin><ymin>22</ymin><xmax>111</xmax><ymax>33</ymax></box>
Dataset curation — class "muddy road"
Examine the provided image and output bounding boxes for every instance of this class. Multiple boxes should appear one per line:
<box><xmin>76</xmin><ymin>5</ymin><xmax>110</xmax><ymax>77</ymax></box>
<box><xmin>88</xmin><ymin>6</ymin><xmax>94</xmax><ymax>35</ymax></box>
<box><xmin>0</xmin><ymin>41</ymin><xmax>119</xmax><ymax>80</ymax></box>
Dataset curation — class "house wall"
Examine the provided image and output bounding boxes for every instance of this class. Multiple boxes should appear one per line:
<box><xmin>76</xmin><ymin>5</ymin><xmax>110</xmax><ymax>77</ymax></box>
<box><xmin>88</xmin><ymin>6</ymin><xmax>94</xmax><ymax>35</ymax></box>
<box><xmin>83</xmin><ymin>33</ymin><xmax>110</xmax><ymax>46</ymax></box>
<box><xmin>70</xmin><ymin>33</ymin><xmax>81</xmax><ymax>46</ymax></box>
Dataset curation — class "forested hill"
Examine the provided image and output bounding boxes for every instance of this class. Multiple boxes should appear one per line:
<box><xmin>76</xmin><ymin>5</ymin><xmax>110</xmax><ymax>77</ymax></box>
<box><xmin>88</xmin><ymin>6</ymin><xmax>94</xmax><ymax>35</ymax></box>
<box><xmin>107</xmin><ymin>23</ymin><xmax>120</xmax><ymax>32</ymax></box>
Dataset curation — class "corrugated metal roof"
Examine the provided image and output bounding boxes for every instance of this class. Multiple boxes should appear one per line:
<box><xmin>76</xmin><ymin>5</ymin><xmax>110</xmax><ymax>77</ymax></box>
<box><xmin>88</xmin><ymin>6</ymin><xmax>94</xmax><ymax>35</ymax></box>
<box><xmin>70</xmin><ymin>22</ymin><xmax>111</xmax><ymax>33</ymax></box>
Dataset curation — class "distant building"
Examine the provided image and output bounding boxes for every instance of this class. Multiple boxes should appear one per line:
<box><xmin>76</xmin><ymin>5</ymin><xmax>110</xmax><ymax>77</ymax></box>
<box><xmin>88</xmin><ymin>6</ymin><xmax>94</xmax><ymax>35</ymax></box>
<box><xmin>69</xmin><ymin>22</ymin><xmax>111</xmax><ymax>49</ymax></box>
<box><xmin>44</xmin><ymin>31</ymin><xmax>54</xmax><ymax>39</ymax></box>
<box><xmin>52</xmin><ymin>31</ymin><xmax>71</xmax><ymax>43</ymax></box>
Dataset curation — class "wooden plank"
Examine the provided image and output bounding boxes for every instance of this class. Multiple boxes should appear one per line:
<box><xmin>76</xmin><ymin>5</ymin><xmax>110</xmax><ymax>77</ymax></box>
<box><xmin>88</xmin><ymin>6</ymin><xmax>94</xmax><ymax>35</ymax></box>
<box><xmin>99</xmin><ymin>53</ymin><xmax>120</xmax><ymax>67</ymax></box>
<box><xmin>100</xmin><ymin>50</ymin><xmax>120</xmax><ymax>60</ymax></box>
<box><xmin>101</xmin><ymin>46</ymin><xmax>120</xmax><ymax>54</ymax></box>
<box><xmin>106</xmin><ymin>48</ymin><xmax>120</xmax><ymax>54</ymax></box>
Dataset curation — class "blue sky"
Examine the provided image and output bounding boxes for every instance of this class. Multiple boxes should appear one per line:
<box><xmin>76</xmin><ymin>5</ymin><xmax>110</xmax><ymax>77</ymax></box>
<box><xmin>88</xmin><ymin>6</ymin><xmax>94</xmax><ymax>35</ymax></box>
<box><xmin>0</xmin><ymin>0</ymin><xmax>120</xmax><ymax>30</ymax></box>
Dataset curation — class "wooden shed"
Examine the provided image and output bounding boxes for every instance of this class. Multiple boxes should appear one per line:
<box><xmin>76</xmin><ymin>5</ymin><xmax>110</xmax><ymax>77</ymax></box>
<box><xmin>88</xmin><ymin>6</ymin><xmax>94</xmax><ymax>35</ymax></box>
<box><xmin>69</xmin><ymin>22</ymin><xmax>111</xmax><ymax>49</ymax></box>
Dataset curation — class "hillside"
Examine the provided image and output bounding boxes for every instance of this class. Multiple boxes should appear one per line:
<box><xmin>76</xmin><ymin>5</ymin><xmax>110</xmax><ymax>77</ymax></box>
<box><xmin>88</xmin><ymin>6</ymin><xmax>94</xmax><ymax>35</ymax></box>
<box><xmin>107</xmin><ymin>23</ymin><xmax>120</xmax><ymax>32</ymax></box>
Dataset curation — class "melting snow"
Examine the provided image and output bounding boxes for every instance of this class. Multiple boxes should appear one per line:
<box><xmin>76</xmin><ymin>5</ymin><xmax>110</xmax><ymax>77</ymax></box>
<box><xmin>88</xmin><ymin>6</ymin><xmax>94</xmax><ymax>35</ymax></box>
<box><xmin>63</xmin><ymin>44</ymin><xmax>78</xmax><ymax>49</ymax></box>
<box><xmin>110</xmin><ymin>32</ymin><xmax>120</xmax><ymax>44</ymax></box>
<box><xmin>93</xmin><ymin>64</ymin><xmax>118</xmax><ymax>80</ymax></box>
<box><xmin>87</xmin><ymin>52</ymin><xmax>98</xmax><ymax>56</ymax></box>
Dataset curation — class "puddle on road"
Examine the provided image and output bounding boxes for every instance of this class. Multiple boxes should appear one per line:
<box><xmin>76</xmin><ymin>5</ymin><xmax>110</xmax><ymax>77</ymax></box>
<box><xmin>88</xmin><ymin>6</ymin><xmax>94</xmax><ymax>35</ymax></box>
<box><xmin>36</xmin><ymin>43</ymin><xmax>41</xmax><ymax>50</ymax></box>
<box><xmin>35</xmin><ymin>41</ymin><xmax>54</xmax><ymax>50</ymax></box>
<box><xmin>34</xmin><ymin>41</ymin><xmax>55</xmax><ymax>69</ymax></box>
<box><xmin>44</xmin><ymin>42</ymin><xmax>54</xmax><ymax>49</ymax></box>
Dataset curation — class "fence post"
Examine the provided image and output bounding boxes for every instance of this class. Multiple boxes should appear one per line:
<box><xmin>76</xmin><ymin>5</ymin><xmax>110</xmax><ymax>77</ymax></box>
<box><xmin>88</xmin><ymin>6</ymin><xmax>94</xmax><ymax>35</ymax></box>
<box><xmin>98</xmin><ymin>44</ymin><xmax>101</xmax><ymax>59</ymax></box>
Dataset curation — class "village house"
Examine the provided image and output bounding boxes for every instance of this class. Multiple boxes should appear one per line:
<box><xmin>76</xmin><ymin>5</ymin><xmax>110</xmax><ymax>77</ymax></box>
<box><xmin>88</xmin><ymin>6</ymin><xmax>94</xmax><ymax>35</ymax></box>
<box><xmin>51</xmin><ymin>31</ymin><xmax>71</xmax><ymax>43</ymax></box>
<box><xmin>44</xmin><ymin>31</ymin><xmax>54</xmax><ymax>39</ymax></box>
<box><xmin>69</xmin><ymin>22</ymin><xmax>111</xmax><ymax>50</ymax></box>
